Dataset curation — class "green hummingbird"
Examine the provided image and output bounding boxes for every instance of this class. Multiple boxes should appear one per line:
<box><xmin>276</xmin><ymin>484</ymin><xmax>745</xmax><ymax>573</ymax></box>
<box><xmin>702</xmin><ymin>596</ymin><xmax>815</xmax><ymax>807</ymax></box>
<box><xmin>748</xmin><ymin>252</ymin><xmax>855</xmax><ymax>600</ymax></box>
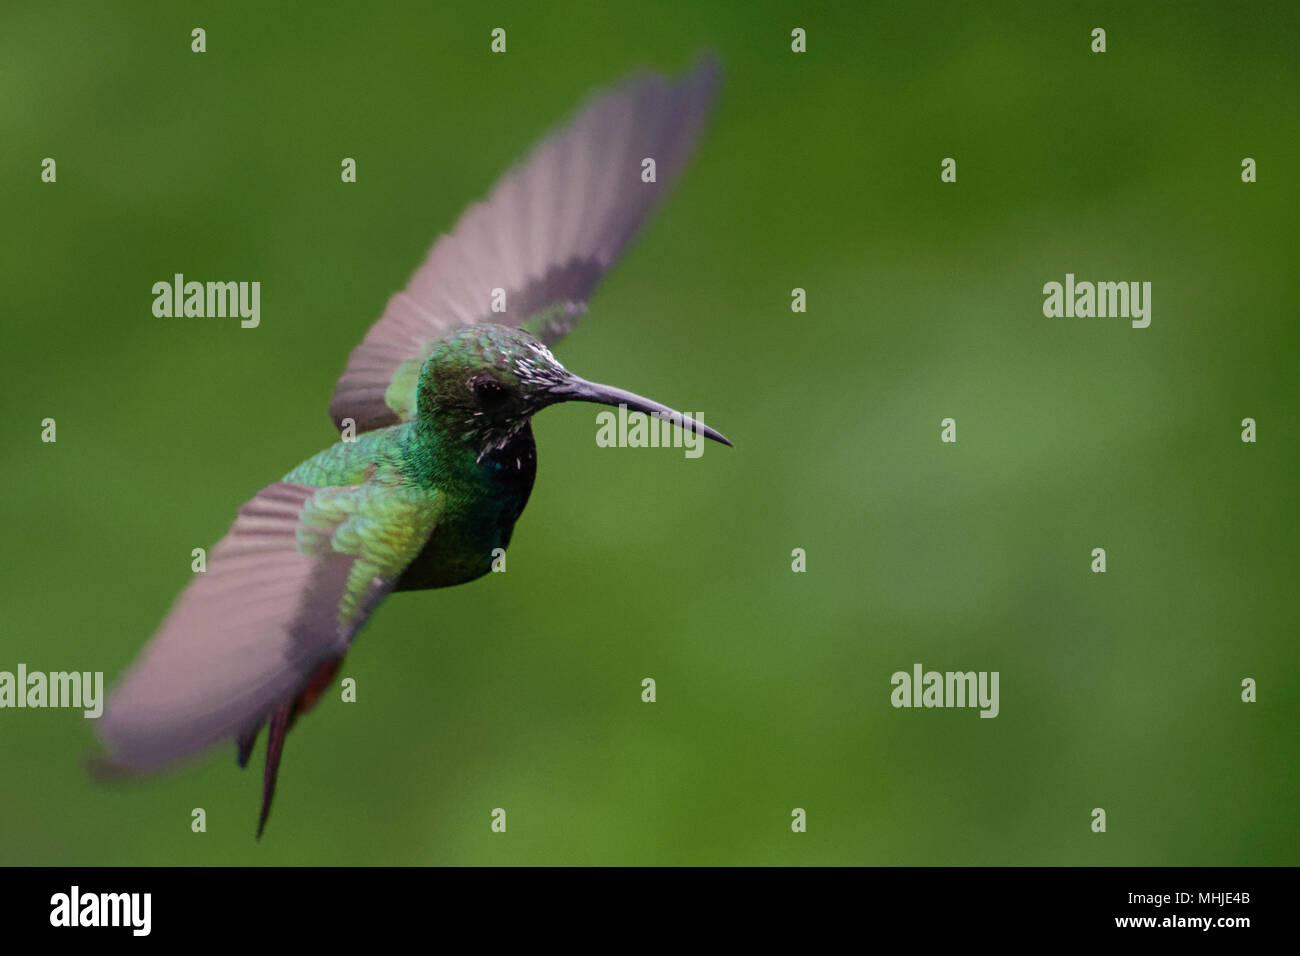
<box><xmin>95</xmin><ymin>59</ymin><xmax>728</xmax><ymax>836</ymax></box>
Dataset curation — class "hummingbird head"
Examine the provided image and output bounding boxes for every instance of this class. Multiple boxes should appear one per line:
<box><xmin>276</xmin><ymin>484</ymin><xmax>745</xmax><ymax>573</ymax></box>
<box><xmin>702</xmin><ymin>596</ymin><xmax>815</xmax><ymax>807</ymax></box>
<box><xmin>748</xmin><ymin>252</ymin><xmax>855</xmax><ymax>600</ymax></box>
<box><xmin>417</xmin><ymin>324</ymin><xmax>731</xmax><ymax>459</ymax></box>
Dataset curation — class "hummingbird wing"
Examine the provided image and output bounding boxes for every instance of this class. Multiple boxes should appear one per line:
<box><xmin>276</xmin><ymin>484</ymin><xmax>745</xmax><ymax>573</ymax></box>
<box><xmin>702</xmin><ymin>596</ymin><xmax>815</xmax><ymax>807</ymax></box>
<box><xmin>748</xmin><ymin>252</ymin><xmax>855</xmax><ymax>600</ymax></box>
<box><xmin>97</xmin><ymin>478</ymin><xmax>440</xmax><ymax>772</ymax></box>
<box><xmin>329</xmin><ymin>57</ymin><xmax>720</xmax><ymax>433</ymax></box>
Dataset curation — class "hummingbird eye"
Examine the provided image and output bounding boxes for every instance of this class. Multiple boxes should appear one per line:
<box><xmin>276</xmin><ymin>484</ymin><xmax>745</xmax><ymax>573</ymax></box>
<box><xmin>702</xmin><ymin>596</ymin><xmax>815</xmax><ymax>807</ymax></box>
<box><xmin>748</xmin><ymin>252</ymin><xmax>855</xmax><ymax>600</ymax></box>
<box><xmin>470</xmin><ymin>376</ymin><xmax>509</xmax><ymax>408</ymax></box>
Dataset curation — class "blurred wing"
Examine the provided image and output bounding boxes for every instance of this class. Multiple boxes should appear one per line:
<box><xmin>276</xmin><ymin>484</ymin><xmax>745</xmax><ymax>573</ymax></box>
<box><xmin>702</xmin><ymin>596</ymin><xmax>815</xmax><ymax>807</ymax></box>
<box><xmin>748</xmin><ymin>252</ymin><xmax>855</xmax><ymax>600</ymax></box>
<box><xmin>329</xmin><ymin>57</ymin><xmax>720</xmax><ymax>433</ymax></box>
<box><xmin>97</xmin><ymin>479</ymin><xmax>440</xmax><ymax>770</ymax></box>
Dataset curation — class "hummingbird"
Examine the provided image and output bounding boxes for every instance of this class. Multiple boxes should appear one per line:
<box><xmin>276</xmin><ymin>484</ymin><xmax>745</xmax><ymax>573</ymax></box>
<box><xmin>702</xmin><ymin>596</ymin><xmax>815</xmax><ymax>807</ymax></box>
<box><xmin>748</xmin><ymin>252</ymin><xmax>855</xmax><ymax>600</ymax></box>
<box><xmin>94</xmin><ymin>58</ymin><xmax>729</xmax><ymax>836</ymax></box>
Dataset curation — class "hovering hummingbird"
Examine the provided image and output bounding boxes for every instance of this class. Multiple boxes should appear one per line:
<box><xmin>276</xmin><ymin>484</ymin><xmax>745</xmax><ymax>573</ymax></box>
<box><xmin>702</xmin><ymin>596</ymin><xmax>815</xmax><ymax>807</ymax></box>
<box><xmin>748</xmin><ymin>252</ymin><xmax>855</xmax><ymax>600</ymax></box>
<box><xmin>95</xmin><ymin>59</ymin><xmax>729</xmax><ymax>836</ymax></box>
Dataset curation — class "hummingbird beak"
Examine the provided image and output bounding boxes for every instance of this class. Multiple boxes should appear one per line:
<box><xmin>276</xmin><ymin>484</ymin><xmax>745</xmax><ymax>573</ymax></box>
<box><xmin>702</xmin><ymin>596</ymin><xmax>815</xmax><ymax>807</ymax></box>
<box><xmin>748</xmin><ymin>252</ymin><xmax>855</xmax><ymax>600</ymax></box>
<box><xmin>548</xmin><ymin>375</ymin><xmax>733</xmax><ymax>447</ymax></box>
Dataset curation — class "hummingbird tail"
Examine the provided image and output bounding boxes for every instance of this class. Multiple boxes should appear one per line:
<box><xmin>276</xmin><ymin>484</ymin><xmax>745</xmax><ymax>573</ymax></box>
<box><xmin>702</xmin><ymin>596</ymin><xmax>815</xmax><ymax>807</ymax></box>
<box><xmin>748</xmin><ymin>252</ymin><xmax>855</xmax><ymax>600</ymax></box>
<box><xmin>256</xmin><ymin>703</ymin><xmax>292</xmax><ymax>839</ymax></box>
<box><xmin>236</xmin><ymin>726</ymin><xmax>260</xmax><ymax>768</ymax></box>
<box><xmin>252</xmin><ymin>655</ymin><xmax>346</xmax><ymax>838</ymax></box>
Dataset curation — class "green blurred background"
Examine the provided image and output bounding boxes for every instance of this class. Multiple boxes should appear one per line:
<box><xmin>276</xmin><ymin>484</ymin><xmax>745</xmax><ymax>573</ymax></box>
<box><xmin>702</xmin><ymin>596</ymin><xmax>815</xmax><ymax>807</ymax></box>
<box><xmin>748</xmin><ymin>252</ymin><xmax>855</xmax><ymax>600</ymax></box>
<box><xmin>2</xmin><ymin>0</ymin><xmax>1296</xmax><ymax>865</ymax></box>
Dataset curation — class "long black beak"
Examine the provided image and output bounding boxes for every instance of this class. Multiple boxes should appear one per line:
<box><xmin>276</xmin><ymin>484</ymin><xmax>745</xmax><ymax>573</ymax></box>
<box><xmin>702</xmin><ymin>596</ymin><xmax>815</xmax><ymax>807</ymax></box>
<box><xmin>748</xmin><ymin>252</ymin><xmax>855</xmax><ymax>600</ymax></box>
<box><xmin>550</xmin><ymin>376</ymin><xmax>733</xmax><ymax>447</ymax></box>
